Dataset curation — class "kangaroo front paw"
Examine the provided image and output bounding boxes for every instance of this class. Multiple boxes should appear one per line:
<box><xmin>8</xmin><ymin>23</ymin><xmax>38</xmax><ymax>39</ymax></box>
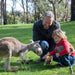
<box><xmin>21</xmin><ymin>59</ymin><xmax>33</xmax><ymax>64</ymax></box>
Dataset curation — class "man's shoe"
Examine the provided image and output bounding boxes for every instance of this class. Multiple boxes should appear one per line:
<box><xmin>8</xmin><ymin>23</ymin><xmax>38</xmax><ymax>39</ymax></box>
<box><xmin>36</xmin><ymin>58</ymin><xmax>44</xmax><ymax>63</ymax></box>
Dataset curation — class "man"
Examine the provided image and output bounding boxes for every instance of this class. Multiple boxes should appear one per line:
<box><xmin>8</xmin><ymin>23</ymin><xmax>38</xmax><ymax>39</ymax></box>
<box><xmin>33</xmin><ymin>11</ymin><xmax>60</xmax><ymax>63</ymax></box>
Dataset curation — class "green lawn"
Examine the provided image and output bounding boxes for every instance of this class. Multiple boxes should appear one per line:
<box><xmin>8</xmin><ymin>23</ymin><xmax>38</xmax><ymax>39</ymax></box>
<box><xmin>0</xmin><ymin>21</ymin><xmax>75</xmax><ymax>75</ymax></box>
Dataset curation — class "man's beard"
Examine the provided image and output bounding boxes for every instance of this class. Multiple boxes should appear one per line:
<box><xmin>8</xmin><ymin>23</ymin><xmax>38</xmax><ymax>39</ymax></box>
<box><xmin>44</xmin><ymin>26</ymin><xmax>49</xmax><ymax>29</ymax></box>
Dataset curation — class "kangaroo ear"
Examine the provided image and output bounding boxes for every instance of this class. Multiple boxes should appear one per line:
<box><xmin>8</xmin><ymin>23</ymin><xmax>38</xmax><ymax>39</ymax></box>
<box><xmin>35</xmin><ymin>40</ymin><xmax>40</xmax><ymax>43</ymax></box>
<box><xmin>30</xmin><ymin>39</ymin><xmax>34</xmax><ymax>43</ymax></box>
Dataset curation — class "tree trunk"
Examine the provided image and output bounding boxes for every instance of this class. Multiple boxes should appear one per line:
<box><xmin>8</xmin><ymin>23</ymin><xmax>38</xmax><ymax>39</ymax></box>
<box><xmin>48</xmin><ymin>0</ymin><xmax>57</xmax><ymax>21</ymax></box>
<box><xmin>4</xmin><ymin>0</ymin><xmax>7</xmax><ymax>24</ymax></box>
<box><xmin>32</xmin><ymin>0</ymin><xmax>37</xmax><ymax>21</ymax></box>
<box><xmin>71</xmin><ymin>0</ymin><xmax>75</xmax><ymax>21</ymax></box>
<box><xmin>63</xmin><ymin>0</ymin><xmax>69</xmax><ymax>22</ymax></box>
<box><xmin>34</xmin><ymin>2</ymin><xmax>37</xmax><ymax>21</ymax></box>
<box><xmin>53</xmin><ymin>4</ymin><xmax>57</xmax><ymax>21</ymax></box>
<box><xmin>13</xmin><ymin>13</ymin><xmax>15</xmax><ymax>24</ymax></box>
<box><xmin>12</xmin><ymin>7</ymin><xmax>15</xmax><ymax>24</ymax></box>
<box><xmin>21</xmin><ymin>0</ymin><xmax>26</xmax><ymax>23</ymax></box>
<box><xmin>1</xmin><ymin>0</ymin><xmax>4</xmax><ymax>25</ymax></box>
<box><xmin>26</xmin><ymin>0</ymin><xmax>28</xmax><ymax>23</ymax></box>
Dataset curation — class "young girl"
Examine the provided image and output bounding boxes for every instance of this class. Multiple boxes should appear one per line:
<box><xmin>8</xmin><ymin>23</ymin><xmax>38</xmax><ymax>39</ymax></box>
<box><xmin>43</xmin><ymin>29</ymin><xmax>75</xmax><ymax>66</ymax></box>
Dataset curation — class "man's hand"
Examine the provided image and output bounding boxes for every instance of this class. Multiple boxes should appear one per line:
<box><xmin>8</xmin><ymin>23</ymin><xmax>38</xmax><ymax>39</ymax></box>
<box><xmin>56</xmin><ymin>53</ymin><xmax>60</xmax><ymax>57</ymax></box>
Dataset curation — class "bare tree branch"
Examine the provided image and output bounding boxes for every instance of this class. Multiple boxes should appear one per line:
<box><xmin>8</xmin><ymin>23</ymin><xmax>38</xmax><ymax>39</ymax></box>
<box><xmin>48</xmin><ymin>0</ymin><xmax>54</xmax><ymax>4</ymax></box>
<box><xmin>58</xmin><ymin>0</ymin><xmax>63</xmax><ymax>4</ymax></box>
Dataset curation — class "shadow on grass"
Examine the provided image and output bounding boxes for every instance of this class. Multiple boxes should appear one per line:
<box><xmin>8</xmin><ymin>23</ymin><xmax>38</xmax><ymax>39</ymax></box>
<box><xmin>0</xmin><ymin>62</ymin><xmax>22</xmax><ymax>72</ymax></box>
<box><xmin>13</xmin><ymin>60</ymin><xmax>60</xmax><ymax>72</ymax></box>
<box><xmin>0</xmin><ymin>60</ymin><xmax>60</xmax><ymax>73</ymax></box>
<box><xmin>25</xmin><ymin>60</ymin><xmax>60</xmax><ymax>71</ymax></box>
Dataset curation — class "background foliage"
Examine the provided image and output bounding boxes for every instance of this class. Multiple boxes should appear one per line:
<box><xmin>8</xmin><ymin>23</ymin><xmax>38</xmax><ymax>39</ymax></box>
<box><xmin>0</xmin><ymin>0</ymin><xmax>72</xmax><ymax>24</ymax></box>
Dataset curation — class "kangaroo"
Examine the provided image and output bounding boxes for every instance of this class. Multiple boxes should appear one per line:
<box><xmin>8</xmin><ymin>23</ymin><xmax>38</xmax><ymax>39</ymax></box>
<box><xmin>0</xmin><ymin>37</ymin><xmax>42</xmax><ymax>71</ymax></box>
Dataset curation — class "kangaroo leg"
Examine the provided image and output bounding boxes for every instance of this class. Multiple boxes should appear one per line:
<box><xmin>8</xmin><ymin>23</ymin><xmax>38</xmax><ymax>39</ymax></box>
<box><xmin>17</xmin><ymin>50</ymin><xmax>33</xmax><ymax>64</ymax></box>
<box><xmin>4</xmin><ymin>50</ymin><xmax>12</xmax><ymax>71</ymax></box>
<box><xmin>4</xmin><ymin>50</ymin><xmax>19</xmax><ymax>72</ymax></box>
<box><xmin>20</xmin><ymin>53</ymin><xmax>28</xmax><ymax>64</ymax></box>
<box><xmin>4</xmin><ymin>56</ymin><xmax>11</xmax><ymax>71</ymax></box>
<box><xmin>17</xmin><ymin>50</ymin><xmax>28</xmax><ymax>63</ymax></box>
<box><xmin>19</xmin><ymin>52</ymin><xmax>30</xmax><ymax>64</ymax></box>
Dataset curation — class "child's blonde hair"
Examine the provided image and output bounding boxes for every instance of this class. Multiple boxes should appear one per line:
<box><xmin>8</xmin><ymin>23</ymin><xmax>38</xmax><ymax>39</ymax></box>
<box><xmin>52</xmin><ymin>29</ymin><xmax>67</xmax><ymax>40</ymax></box>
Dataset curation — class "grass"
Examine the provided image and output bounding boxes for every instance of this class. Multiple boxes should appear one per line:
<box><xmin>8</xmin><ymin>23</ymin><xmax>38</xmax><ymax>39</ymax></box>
<box><xmin>0</xmin><ymin>21</ymin><xmax>75</xmax><ymax>75</ymax></box>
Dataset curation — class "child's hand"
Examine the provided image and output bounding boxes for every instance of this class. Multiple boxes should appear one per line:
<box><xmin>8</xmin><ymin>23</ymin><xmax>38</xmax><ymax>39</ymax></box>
<box><xmin>42</xmin><ymin>53</ymin><xmax>50</xmax><ymax>59</ymax></box>
<box><xmin>46</xmin><ymin>53</ymin><xmax>50</xmax><ymax>56</ymax></box>
<box><xmin>42</xmin><ymin>55</ymin><xmax>47</xmax><ymax>59</ymax></box>
<box><xmin>56</xmin><ymin>53</ymin><xmax>60</xmax><ymax>57</ymax></box>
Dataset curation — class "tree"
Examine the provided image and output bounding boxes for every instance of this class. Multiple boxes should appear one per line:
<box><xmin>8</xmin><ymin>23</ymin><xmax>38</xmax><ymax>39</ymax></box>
<box><xmin>21</xmin><ymin>0</ymin><xmax>26</xmax><ymax>23</ymax></box>
<box><xmin>71</xmin><ymin>0</ymin><xmax>75</xmax><ymax>21</ymax></box>
<box><xmin>63</xmin><ymin>0</ymin><xmax>69</xmax><ymax>22</ymax></box>
<box><xmin>32</xmin><ymin>0</ymin><xmax>37</xmax><ymax>20</ymax></box>
<box><xmin>1</xmin><ymin>0</ymin><xmax>7</xmax><ymax>25</ymax></box>
<box><xmin>32</xmin><ymin>0</ymin><xmax>51</xmax><ymax>20</ymax></box>
<box><xmin>11</xmin><ymin>0</ymin><xmax>16</xmax><ymax>24</ymax></box>
<box><xmin>26</xmin><ymin>0</ymin><xmax>28</xmax><ymax>23</ymax></box>
<box><xmin>4</xmin><ymin>0</ymin><xmax>7</xmax><ymax>24</ymax></box>
<box><xmin>0</xmin><ymin>1</ymin><xmax>1</xmax><ymax>13</ymax></box>
<box><xmin>1</xmin><ymin>0</ymin><xmax>4</xmax><ymax>25</ymax></box>
<box><xmin>48</xmin><ymin>0</ymin><xmax>62</xmax><ymax>21</ymax></box>
<box><xmin>19</xmin><ymin>0</ymin><xmax>29</xmax><ymax>23</ymax></box>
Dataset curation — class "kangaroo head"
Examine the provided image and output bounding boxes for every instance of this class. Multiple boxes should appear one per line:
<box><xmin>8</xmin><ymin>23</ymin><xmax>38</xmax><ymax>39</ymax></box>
<box><xmin>30</xmin><ymin>40</ymin><xmax>43</xmax><ymax>56</ymax></box>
